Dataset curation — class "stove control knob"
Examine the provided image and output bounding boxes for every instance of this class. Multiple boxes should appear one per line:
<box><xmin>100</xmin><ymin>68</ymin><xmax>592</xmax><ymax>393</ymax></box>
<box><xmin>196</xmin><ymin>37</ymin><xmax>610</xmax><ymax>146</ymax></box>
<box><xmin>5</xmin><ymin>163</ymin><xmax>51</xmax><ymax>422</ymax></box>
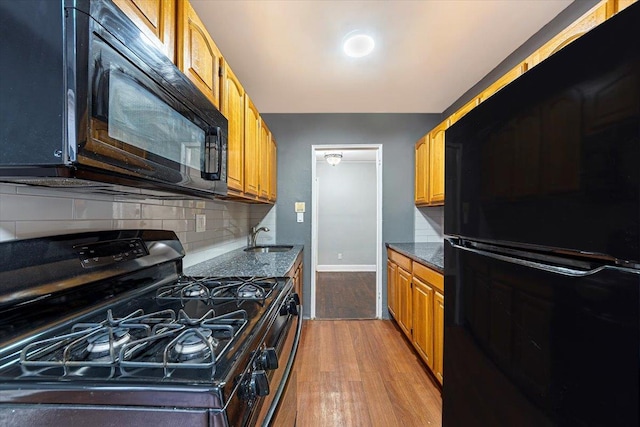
<box><xmin>291</xmin><ymin>293</ymin><xmax>300</xmax><ymax>305</ymax></box>
<box><xmin>280</xmin><ymin>293</ymin><xmax>300</xmax><ymax>316</ymax></box>
<box><xmin>258</xmin><ymin>347</ymin><xmax>279</xmax><ymax>370</ymax></box>
<box><xmin>250</xmin><ymin>370</ymin><xmax>270</xmax><ymax>397</ymax></box>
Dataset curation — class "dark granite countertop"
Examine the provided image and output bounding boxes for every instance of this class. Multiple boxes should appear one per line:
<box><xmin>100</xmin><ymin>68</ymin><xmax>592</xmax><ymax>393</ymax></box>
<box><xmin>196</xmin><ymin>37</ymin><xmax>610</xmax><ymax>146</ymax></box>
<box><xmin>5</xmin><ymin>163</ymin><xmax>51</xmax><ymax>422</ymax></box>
<box><xmin>386</xmin><ymin>242</ymin><xmax>444</xmax><ymax>273</ymax></box>
<box><xmin>183</xmin><ymin>245</ymin><xmax>304</xmax><ymax>278</ymax></box>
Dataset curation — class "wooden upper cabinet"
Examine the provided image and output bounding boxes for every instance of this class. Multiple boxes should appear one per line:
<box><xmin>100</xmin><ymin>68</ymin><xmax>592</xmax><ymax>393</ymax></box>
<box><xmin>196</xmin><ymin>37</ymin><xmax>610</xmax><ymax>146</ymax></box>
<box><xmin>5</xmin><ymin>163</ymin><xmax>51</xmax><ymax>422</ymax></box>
<box><xmin>616</xmin><ymin>0</ymin><xmax>637</xmax><ymax>13</ymax></box>
<box><xmin>114</xmin><ymin>0</ymin><xmax>176</xmax><ymax>63</ymax></box>
<box><xmin>259</xmin><ymin>119</ymin><xmax>271</xmax><ymax>200</ymax></box>
<box><xmin>221</xmin><ymin>61</ymin><xmax>245</xmax><ymax>193</ymax></box>
<box><xmin>415</xmin><ymin>120</ymin><xmax>446</xmax><ymax>207</ymax></box>
<box><xmin>244</xmin><ymin>96</ymin><xmax>260</xmax><ymax>197</ymax></box>
<box><xmin>428</xmin><ymin>121</ymin><xmax>446</xmax><ymax>205</ymax></box>
<box><xmin>414</xmin><ymin>135</ymin><xmax>429</xmax><ymax>206</ymax></box>
<box><xmin>479</xmin><ymin>63</ymin><xmax>527</xmax><ymax>103</ymax></box>
<box><xmin>526</xmin><ymin>1</ymin><xmax>612</xmax><ymax>69</ymax></box>
<box><xmin>269</xmin><ymin>136</ymin><xmax>277</xmax><ymax>202</ymax></box>
<box><xmin>448</xmin><ymin>96</ymin><xmax>479</xmax><ymax>127</ymax></box>
<box><xmin>177</xmin><ymin>0</ymin><xmax>222</xmax><ymax>108</ymax></box>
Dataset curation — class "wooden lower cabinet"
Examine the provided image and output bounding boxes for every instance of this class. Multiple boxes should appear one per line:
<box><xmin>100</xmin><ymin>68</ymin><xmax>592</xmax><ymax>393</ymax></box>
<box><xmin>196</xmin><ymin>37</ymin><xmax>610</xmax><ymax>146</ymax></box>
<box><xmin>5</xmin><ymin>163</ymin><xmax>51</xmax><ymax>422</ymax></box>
<box><xmin>387</xmin><ymin>248</ymin><xmax>444</xmax><ymax>385</ymax></box>
<box><xmin>386</xmin><ymin>260</ymin><xmax>398</xmax><ymax>319</ymax></box>
<box><xmin>434</xmin><ymin>290</ymin><xmax>445</xmax><ymax>384</ymax></box>
<box><xmin>412</xmin><ymin>275</ymin><xmax>434</xmax><ymax>369</ymax></box>
<box><xmin>397</xmin><ymin>266</ymin><xmax>412</xmax><ymax>337</ymax></box>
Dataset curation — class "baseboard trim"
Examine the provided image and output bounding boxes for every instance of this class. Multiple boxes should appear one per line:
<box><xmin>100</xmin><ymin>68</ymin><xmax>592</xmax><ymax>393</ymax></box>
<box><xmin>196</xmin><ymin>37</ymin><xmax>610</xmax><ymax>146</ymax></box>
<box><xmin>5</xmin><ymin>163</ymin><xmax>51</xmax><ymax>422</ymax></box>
<box><xmin>316</xmin><ymin>264</ymin><xmax>376</xmax><ymax>272</ymax></box>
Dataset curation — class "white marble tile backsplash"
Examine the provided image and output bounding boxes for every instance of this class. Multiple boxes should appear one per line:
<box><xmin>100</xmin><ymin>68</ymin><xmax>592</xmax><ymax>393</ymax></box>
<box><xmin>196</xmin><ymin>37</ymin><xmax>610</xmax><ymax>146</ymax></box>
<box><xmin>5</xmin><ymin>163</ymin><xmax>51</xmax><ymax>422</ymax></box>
<box><xmin>0</xmin><ymin>183</ymin><xmax>275</xmax><ymax>267</ymax></box>
<box><xmin>414</xmin><ymin>205</ymin><xmax>444</xmax><ymax>242</ymax></box>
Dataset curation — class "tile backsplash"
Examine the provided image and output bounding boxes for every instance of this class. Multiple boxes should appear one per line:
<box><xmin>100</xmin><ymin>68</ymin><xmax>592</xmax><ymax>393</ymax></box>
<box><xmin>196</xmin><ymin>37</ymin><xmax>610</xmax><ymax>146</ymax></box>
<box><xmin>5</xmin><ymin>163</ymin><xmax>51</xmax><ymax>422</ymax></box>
<box><xmin>414</xmin><ymin>205</ymin><xmax>444</xmax><ymax>242</ymax></box>
<box><xmin>0</xmin><ymin>184</ymin><xmax>276</xmax><ymax>267</ymax></box>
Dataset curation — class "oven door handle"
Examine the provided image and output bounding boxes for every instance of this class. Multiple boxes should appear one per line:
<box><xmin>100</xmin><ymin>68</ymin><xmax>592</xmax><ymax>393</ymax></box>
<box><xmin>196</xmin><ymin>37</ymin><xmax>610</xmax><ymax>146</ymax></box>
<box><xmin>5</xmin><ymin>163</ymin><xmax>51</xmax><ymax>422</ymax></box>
<box><xmin>261</xmin><ymin>303</ymin><xmax>302</xmax><ymax>426</ymax></box>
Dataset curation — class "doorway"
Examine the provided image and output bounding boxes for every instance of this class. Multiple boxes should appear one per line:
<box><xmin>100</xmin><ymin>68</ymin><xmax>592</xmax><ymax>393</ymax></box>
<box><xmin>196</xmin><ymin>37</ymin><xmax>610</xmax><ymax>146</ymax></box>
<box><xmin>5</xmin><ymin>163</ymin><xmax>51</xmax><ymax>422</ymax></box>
<box><xmin>310</xmin><ymin>145</ymin><xmax>382</xmax><ymax>319</ymax></box>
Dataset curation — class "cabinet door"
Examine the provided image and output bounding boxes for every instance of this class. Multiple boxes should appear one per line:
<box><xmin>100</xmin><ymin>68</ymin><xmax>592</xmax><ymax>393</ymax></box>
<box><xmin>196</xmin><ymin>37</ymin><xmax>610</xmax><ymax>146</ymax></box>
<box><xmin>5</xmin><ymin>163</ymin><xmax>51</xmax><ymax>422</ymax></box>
<box><xmin>259</xmin><ymin>120</ymin><xmax>271</xmax><ymax>200</ymax></box>
<box><xmin>428</xmin><ymin>122</ymin><xmax>446</xmax><ymax>205</ymax></box>
<box><xmin>387</xmin><ymin>260</ymin><xmax>398</xmax><ymax>319</ymax></box>
<box><xmin>479</xmin><ymin>63</ymin><xmax>527</xmax><ymax>103</ymax></box>
<box><xmin>526</xmin><ymin>1</ymin><xmax>611</xmax><ymax>69</ymax></box>
<box><xmin>448</xmin><ymin>96</ymin><xmax>479</xmax><ymax>127</ymax></box>
<box><xmin>414</xmin><ymin>135</ymin><xmax>429</xmax><ymax>206</ymax></box>
<box><xmin>221</xmin><ymin>61</ymin><xmax>245</xmax><ymax>192</ymax></box>
<box><xmin>177</xmin><ymin>0</ymin><xmax>222</xmax><ymax>108</ymax></box>
<box><xmin>113</xmin><ymin>0</ymin><xmax>176</xmax><ymax>63</ymax></box>
<box><xmin>616</xmin><ymin>0</ymin><xmax>636</xmax><ymax>13</ymax></box>
<box><xmin>397</xmin><ymin>267</ymin><xmax>413</xmax><ymax>338</ymax></box>
<box><xmin>412</xmin><ymin>276</ymin><xmax>434</xmax><ymax>369</ymax></box>
<box><xmin>434</xmin><ymin>290</ymin><xmax>444</xmax><ymax>385</ymax></box>
<box><xmin>244</xmin><ymin>96</ymin><xmax>260</xmax><ymax>196</ymax></box>
<box><xmin>269</xmin><ymin>137</ymin><xmax>277</xmax><ymax>202</ymax></box>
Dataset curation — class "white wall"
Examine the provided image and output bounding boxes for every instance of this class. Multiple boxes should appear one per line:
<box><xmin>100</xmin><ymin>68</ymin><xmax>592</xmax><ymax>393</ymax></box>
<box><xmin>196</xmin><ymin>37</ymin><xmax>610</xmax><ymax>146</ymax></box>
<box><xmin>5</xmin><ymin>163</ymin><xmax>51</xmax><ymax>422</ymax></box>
<box><xmin>0</xmin><ymin>183</ymin><xmax>275</xmax><ymax>267</ymax></box>
<box><xmin>316</xmin><ymin>159</ymin><xmax>377</xmax><ymax>269</ymax></box>
<box><xmin>415</xmin><ymin>205</ymin><xmax>444</xmax><ymax>242</ymax></box>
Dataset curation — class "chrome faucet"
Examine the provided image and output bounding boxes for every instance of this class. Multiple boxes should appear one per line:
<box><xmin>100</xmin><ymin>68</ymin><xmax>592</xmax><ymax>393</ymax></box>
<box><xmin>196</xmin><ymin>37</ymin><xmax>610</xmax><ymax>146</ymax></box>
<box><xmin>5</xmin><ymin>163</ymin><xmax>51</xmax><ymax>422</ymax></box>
<box><xmin>249</xmin><ymin>226</ymin><xmax>269</xmax><ymax>247</ymax></box>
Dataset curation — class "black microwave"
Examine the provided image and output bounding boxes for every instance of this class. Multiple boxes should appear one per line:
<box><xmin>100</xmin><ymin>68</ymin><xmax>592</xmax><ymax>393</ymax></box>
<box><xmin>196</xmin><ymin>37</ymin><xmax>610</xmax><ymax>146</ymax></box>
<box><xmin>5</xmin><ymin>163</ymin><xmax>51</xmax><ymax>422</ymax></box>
<box><xmin>0</xmin><ymin>0</ymin><xmax>227</xmax><ymax>199</ymax></box>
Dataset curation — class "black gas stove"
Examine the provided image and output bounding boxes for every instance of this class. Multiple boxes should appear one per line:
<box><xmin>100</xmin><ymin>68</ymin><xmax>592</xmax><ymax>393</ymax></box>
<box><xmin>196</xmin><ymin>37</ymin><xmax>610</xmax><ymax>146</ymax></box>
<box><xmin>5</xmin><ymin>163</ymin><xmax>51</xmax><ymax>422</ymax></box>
<box><xmin>0</xmin><ymin>230</ymin><xmax>301</xmax><ymax>426</ymax></box>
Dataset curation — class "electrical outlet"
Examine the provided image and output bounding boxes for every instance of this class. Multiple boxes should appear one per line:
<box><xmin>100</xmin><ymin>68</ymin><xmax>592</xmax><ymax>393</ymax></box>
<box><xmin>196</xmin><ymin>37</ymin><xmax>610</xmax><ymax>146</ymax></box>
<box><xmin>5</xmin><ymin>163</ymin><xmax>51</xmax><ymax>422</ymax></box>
<box><xmin>338</xmin><ymin>253</ymin><xmax>342</xmax><ymax>260</ymax></box>
<box><xmin>195</xmin><ymin>214</ymin><xmax>206</xmax><ymax>232</ymax></box>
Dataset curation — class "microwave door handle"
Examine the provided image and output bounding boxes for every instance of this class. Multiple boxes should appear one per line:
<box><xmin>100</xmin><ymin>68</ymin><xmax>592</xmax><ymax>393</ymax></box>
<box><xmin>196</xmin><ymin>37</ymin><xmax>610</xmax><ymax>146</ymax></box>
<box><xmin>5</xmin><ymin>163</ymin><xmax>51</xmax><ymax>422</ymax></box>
<box><xmin>448</xmin><ymin>239</ymin><xmax>612</xmax><ymax>277</ymax></box>
<box><xmin>203</xmin><ymin>127</ymin><xmax>221</xmax><ymax>180</ymax></box>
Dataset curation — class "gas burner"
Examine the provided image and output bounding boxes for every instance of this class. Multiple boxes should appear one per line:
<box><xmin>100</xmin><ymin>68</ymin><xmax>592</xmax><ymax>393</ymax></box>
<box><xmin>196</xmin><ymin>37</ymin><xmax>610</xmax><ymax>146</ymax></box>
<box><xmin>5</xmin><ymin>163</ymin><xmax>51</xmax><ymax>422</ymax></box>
<box><xmin>156</xmin><ymin>280</ymin><xmax>211</xmax><ymax>304</ymax></box>
<box><xmin>86</xmin><ymin>328</ymin><xmax>131</xmax><ymax>357</ymax></box>
<box><xmin>208</xmin><ymin>277</ymin><xmax>276</xmax><ymax>305</ymax></box>
<box><xmin>171</xmin><ymin>329</ymin><xmax>219</xmax><ymax>362</ymax></box>
<box><xmin>237</xmin><ymin>284</ymin><xmax>264</xmax><ymax>299</ymax></box>
<box><xmin>183</xmin><ymin>284</ymin><xmax>208</xmax><ymax>298</ymax></box>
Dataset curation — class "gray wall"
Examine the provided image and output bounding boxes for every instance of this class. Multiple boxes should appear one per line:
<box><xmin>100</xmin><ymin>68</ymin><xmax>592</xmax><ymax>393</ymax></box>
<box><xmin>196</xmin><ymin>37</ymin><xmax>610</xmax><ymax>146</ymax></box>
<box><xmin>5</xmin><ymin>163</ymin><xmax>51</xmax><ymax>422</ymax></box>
<box><xmin>262</xmin><ymin>113</ymin><xmax>441</xmax><ymax>318</ymax></box>
<box><xmin>317</xmin><ymin>159</ymin><xmax>377</xmax><ymax>267</ymax></box>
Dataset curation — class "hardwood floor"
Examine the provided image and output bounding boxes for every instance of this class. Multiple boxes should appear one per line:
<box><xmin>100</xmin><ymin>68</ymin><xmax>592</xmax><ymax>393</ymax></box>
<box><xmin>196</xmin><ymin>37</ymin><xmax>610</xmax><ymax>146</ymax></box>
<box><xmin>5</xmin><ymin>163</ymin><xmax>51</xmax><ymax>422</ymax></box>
<box><xmin>292</xmin><ymin>320</ymin><xmax>442</xmax><ymax>426</ymax></box>
<box><xmin>316</xmin><ymin>272</ymin><xmax>376</xmax><ymax>319</ymax></box>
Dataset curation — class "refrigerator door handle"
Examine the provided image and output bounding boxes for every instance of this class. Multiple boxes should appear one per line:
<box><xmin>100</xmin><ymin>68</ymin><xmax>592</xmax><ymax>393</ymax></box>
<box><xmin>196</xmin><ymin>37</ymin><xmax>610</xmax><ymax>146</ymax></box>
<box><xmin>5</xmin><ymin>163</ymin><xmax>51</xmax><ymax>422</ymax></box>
<box><xmin>448</xmin><ymin>240</ymin><xmax>613</xmax><ymax>277</ymax></box>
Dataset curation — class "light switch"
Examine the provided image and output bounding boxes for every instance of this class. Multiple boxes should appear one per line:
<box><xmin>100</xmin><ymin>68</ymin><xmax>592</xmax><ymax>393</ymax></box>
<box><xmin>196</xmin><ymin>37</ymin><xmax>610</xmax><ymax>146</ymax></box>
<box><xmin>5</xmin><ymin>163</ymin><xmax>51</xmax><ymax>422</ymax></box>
<box><xmin>295</xmin><ymin>202</ymin><xmax>305</xmax><ymax>213</ymax></box>
<box><xmin>297</xmin><ymin>212</ymin><xmax>304</xmax><ymax>223</ymax></box>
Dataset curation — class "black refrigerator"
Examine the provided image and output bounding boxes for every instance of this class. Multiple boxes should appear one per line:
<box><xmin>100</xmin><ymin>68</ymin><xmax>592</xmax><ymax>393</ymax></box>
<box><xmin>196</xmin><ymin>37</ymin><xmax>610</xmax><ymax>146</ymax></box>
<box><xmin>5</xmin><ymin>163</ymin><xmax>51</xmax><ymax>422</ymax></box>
<box><xmin>443</xmin><ymin>4</ymin><xmax>639</xmax><ymax>426</ymax></box>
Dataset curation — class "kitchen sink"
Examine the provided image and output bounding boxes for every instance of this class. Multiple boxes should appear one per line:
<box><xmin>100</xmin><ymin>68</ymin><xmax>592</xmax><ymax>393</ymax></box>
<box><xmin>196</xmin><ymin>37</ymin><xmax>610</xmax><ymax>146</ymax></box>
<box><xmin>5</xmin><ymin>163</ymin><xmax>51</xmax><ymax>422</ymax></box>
<box><xmin>244</xmin><ymin>245</ymin><xmax>294</xmax><ymax>253</ymax></box>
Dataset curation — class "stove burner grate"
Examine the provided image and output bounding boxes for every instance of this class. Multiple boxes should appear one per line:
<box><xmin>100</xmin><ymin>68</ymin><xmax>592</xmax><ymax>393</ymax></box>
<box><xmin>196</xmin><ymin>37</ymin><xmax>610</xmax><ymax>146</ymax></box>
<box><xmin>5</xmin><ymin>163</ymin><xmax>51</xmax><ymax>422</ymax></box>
<box><xmin>118</xmin><ymin>308</ymin><xmax>248</xmax><ymax>378</ymax></box>
<box><xmin>156</xmin><ymin>276</ymin><xmax>277</xmax><ymax>306</ymax></box>
<box><xmin>20</xmin><ymin>309</ymin><xmax>175</xmax><ymax>377</ymax></box>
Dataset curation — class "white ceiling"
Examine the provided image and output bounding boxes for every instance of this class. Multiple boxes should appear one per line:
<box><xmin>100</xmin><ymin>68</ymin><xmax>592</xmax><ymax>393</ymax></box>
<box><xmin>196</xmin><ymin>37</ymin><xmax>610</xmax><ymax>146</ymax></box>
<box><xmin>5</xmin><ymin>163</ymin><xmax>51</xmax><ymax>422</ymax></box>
<box><xmin>191</xmin><ymin>0</ymin><xmax>573</xmax><ymax>114</ymax></box>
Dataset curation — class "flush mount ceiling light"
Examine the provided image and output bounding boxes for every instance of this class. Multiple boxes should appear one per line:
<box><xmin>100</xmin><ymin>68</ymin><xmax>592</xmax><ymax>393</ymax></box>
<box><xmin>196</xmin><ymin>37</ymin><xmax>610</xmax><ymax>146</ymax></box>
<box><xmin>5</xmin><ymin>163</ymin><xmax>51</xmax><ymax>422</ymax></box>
<box><xmin>342</xmin><ymin>32</ymin><xmax>375</xmax><ymax>58</ymax></box>
<box><xmin>324</xmin><ymin>152</ymin><xmax>343</xmax><ymax>166</ymax></box>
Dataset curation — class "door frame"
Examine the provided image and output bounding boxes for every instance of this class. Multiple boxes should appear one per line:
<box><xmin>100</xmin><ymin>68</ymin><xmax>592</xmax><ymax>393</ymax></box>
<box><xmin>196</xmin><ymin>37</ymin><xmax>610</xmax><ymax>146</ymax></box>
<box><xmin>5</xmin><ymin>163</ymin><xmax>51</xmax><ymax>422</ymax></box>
<box><xmin>310</xmin><ymin>144</ymin><xmax>383</xmax><ymax>319</ymax></box>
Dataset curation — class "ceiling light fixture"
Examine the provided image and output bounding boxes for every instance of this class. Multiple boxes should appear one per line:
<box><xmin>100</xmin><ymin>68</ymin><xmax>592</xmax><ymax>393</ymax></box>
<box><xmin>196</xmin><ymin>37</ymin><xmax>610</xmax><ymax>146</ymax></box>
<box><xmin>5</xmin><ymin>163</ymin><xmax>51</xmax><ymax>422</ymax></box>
<box><xmin>343</xmin><ymin>32</ymin><xmax>375</xmax><ymax>58</ymax></box>
<box><xmin>324</xmin><ymin>152</ymin><xmax>343</xmax><ymax>166</ymax></box>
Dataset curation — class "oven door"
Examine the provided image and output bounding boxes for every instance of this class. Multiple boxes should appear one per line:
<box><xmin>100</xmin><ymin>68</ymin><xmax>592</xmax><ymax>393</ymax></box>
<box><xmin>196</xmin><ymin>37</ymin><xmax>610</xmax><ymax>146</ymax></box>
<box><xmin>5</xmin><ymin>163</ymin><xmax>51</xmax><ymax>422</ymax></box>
<box><xmin>250</xmin><ymin>288</ymin><xmax>302</xmax><ymax>427</ymax></box>
<box><xmin>68</xmin><ymin>0</ymin><xmax>227</xmax><ymax>196</ymax></box>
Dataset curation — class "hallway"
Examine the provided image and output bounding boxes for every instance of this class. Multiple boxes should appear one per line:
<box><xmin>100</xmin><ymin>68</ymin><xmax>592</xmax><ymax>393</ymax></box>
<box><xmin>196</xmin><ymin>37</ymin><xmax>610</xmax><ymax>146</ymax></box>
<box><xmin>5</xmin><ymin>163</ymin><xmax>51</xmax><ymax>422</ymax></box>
<box><xmin>316</xmin><ymin>272</ymin><xmax>376</xmax><ymax>319</ymax></box>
